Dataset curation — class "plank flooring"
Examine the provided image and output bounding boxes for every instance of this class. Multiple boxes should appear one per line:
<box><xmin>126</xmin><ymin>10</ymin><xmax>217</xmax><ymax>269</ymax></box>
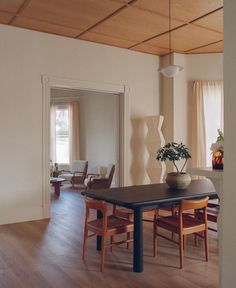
<box><xmin>0</xmin><ymin>184</ymin><xmax>219</xmax><ymax>288</ymax></box>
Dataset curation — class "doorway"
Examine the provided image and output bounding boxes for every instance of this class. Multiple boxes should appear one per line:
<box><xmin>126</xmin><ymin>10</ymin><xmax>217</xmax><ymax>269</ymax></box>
<box><xmin>42</xmin><ymin>75</ymin><xmax>129</xmax><ymax>218</ymax></box>
<box><xmin>50</xmin><ymin>87</ymin><xmax>120</xmax><ymax>186</ymax></box>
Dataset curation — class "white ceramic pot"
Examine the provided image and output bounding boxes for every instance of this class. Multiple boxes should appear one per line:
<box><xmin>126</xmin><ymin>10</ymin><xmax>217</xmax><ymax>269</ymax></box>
<box><xmin>166</xmin><ymin>172</ymin><xmax>191</xmax><ymax>190</ymax></box>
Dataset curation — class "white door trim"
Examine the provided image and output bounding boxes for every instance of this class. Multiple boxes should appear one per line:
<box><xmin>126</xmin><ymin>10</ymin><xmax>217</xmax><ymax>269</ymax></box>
<box><xmin>42</xmin><ymin>75</ymin><xmax>130</xmax><ymax>218</ymax></box>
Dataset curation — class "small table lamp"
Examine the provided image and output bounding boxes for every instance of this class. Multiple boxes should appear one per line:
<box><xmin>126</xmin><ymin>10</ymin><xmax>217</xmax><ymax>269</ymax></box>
<box><xmin>98</xmin><ymin>166</ymin><xmax>107</xmax><ymax>178</ymax></box>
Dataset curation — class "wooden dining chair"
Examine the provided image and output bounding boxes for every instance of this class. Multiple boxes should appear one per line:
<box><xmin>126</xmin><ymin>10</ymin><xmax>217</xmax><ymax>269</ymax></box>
<box><xmin>206</xmin><ymin>202</ymin><xmax>219</xmax><ymax>232</ymax></box>
<box><xmin>84</xmin><ymin>164</ymin><xmax>115</xmax><ymax>190</ymax></box>
<box><xmin>82</xmin><ymin>198</ymin><xmax>134</xmax><ymax>272</ymax></box>
<box><xmin>153</xmin><ymin>197</ymin><xmax>209</xmax><ymax>268</ymax></box>
<box><xmin>113</xmin><ymin>205</ymin><xmax>177</xmax><ymax>248</ymax></box>
<box><xmin>196</xmin><ymin>201</ymin><xmax>219</xmax><ymax>232</ymax></box>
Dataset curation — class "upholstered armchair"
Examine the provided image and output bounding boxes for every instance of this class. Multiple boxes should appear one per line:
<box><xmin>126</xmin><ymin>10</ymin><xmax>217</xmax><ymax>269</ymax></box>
<box><xmin>85</xmin><ymin>164</ymin><xmax>115</xmax><ymax>190</ymax></box>
<box><xmin>61</xmin><ymin>160</ymin><xmax>88</xmax><ymax>188</ymax></box>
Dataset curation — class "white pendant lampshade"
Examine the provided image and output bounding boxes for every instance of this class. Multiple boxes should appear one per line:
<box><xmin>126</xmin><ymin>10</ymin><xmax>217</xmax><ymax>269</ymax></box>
<box><xmin>159</xmin><ymin>64</ymin><xmax>184</xmax><ymax>78</ymax></box>
<box><xmin>158</xmin><ymin>0</ymin><xmax>184</xmax><ymax>77</ymax></box>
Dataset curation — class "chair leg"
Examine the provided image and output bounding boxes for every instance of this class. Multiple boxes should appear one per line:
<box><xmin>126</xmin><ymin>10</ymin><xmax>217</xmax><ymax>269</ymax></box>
<box><xmin>127</xmin><ymin>214</ymin><xmax>132</xmax><ymax>249</ymax></box>
<box><xmin>82</xmin><ymin>225</ymin><xmax>88</xmax><ymax>261</ymax></box>
<box><xmin>153</xmin><ymin>219</ymin><xmax>157</xmax><ymax>257</ymax></box>
<box><xmin>204</xmin><ymin>230</ymin><xmax>209</xmax><ymax>262</ymax></box>
<box><xmin>126</xmin><ymin>232</ymin><xmax>131</xmax><ymax>249</ymax></box>
<box><xmin>179</xmin><ymin>233</ymin><xmax>184</xmax><ymax>269</ymax></box>
<box><xmin>101</xmin><ymin>235</ymin><xmax>106</xmax><ymax>272</ymax></box>
<box><xmin>194</xmin><ymin>233</ymin><xmax>198</xmax><ymax>246</ymax></box>
<box><xmin>110</xmin><ymin>236</ymin><xmax>113</xmax><ymax>252</ymax></box>
<box><xmin>183</xmin><ymin>235</ymin><xmax>186</xmax><ymax>250</ymax></box>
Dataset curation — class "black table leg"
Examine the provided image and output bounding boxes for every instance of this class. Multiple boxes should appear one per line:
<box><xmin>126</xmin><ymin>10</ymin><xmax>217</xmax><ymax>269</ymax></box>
<box><xmin>96</xmin><ymin>210</ymin><xmax>102</xmax><ymax>251</ymax></box>
<box><xmin>133</xmin><ymin>207</ymin><xmax>143</xmax><ymax>272</ymax></box>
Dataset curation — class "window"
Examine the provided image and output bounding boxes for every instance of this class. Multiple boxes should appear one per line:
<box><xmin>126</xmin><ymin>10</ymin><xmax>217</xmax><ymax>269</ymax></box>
<box><xmin>203</xmin><ymin>81</ymin><xmax>224</xmax><ymax>166</ymax></box>
<box><xmin>50</xmin><ymin>101</ymin><xmax>79</xmax><ymax>166</ymax></box>
<box><xmin>55</xmin><ymin>105</ymin><xmax>70</xmax><ymax>164</ymax></box>
<box><xmin>192</xmin><ymin>80</ymin><xmax>223</xmax><ymax>168</ymax></box>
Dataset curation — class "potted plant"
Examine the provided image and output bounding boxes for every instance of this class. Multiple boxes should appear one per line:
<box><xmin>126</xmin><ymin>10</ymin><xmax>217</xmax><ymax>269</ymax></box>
<box><xmin>211</xmin><ymin>129</ymin><xmax>224</xmax><ymax>170</ymax></box>
<box><xmin>156</xmin><ymin>142</ymin><xmax>191</xmax><ymax>189</ymax></box>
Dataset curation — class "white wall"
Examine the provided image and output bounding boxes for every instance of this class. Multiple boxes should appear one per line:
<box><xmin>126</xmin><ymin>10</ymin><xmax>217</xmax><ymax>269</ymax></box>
<box><xmin>222</xmin><ymin>0</ymin><xmax>236</xmax><ymax>286</ymax></box>
<box><xmin>185</xmin><ymin>53</ymin><xmax>223</xmax><ymax>80</ymax></box>
<box><xmin>0</xmin><ymin>24</ymin><xmax>160</xmax><ymax>224</ymax></box>
<box><xmin>78</xmin><ymin>91</ymin><xmax>119</xmax><ymax>182</ymax></box>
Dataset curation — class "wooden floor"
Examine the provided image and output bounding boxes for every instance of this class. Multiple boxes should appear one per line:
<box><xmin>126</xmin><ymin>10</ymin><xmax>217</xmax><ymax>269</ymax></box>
<box><xmin>0</xmin><ymin>184</ymin><xmax>219</xmax><ymax>288</ymax></box>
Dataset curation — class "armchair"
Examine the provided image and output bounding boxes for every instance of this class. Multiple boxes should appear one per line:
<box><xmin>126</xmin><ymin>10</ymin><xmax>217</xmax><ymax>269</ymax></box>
<box><xmin>60</xmin><ymin>160</ymin><xmax>88</xmax><ymax>188</ymax></box>
<box><xmin>85</xmin><ymin>164</ymin><xmax>115</xmax><ymax>190</ymax></box>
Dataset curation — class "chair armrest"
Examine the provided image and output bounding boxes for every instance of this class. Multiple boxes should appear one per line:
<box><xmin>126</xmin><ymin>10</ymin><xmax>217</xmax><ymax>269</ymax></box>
<box><xmin>87</xmin><ymin>173</ymin><xmax>100</xmax><ymax>177</ymax></box>
<box><xmin>73</xmin><ymin>171</ymin><xmax>83</xmax><ymax>175</ymax></box>
<box><xmin>87</xmin><ymin>177</ymin><xmax>110</xmax><ymax>189</ymax></box>
<box><xmin>91</xmin><ymin>177</ymin><xmax>109</xmax><ymax>182</ymax></box>
<box><xmin>207</xmin><ymin>203</ymin><xmax>220</xmax><ymax>208</ymax></box>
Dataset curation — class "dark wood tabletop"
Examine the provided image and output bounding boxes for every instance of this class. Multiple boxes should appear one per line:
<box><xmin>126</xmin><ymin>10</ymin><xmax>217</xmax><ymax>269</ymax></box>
<box><xmin>82</xmin><ymin>179</ymin><xmax>217</xmax><ymax>209</ymax></box>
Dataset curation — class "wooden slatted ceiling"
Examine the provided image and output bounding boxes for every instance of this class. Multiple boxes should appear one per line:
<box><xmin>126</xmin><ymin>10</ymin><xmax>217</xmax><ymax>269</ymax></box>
<box><xmin>134</xmin><ymin>0</ymin><xmax>223</xmax><ymax>23</ymax></box>
<box><xmin>186</xmin><ymin>40</ymin><xmax>223</xmax><ymax>54</ymax></box>
<box><xmin>17</xmin><ymin>0</ymin><xmax>127</xmax><ymax>30</ymax></box>
<box><xmin>90</xmin><ymin>6</ymin><xmax>185</xmax><ymax>42</ymax></box>
<box><xmin>0</xmin><ymin>0</ymin><xmax>26</xmax><ymax>13</ymax></box>
<box><xmin>0</xmin><ymin>11</ymin><xmax>14</xmax><ymax>24</ymax></box>
<box><xmin>193</xmin><ymin>9</ymin><xmax>223</xmax><ymax>33</ymax></box>
<box><xmin>0</xmin><ymin>0</ymin><xmax>223</xmax><ymax>56</ymax></box>
<box><xmin>144</xmin><ymin>24</ymin><xmax>222</xmax><ymax>52</ymax></box>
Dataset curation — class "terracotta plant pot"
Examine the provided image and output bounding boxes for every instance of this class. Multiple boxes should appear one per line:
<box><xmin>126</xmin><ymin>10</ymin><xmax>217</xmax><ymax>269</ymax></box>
<box><xmin>166</xmin><ymin>172</ymin><xmax>191</xmax><ymax>190</ymax></box>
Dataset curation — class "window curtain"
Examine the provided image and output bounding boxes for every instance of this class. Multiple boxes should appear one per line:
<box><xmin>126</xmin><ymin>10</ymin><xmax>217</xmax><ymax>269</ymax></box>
<box><xmin>203</xmin><ymin>81</ymin><xmax>224</xmax><ymax>166</ymax></box>
<box><xmin>69</xmin><ymin>101</ymin><xmax>80</xmax><ymax>167</ymax></box>
<box><xmin>191</xmin><ymin>80</ymin><xmax>223</xmax><ymax>168</ymax></box>
<box><xmin>50</xmin><ymin>104</ymin><xmax>56</xmax><ymax>164</ymax></box>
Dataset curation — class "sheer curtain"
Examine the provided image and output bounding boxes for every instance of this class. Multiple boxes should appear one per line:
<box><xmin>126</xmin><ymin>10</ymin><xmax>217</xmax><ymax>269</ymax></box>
<box><xmin>50</xmin><ymin>101</ymin><xmax>80</xmax><ymax>167</ymax></box>
<box><xmin>69</xmin><ymin>101</ymin><xmax>80</xmax><ymax>167</ymax></box>
<box><xmin>50</xmin><ymin>104</ymin><xmax>56</xmax><ymax>164</ymax></box>
<box><xmin>191</xmin><ymin>80</ymin><xmax>223</xmax><ymax>168</ymax></box>
<box><xmin>203</xmin><ymin>81</ymin><xmax>223</xmax><ymax>166</ymax></box>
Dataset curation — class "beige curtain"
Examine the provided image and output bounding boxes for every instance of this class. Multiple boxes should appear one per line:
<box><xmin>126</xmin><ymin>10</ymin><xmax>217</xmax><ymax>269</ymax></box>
<box><xmin>191</xmin><ymin>81</ymin><xmax>207</xmax><ymax>168</ymax></box>
<box><xmin>69</xmin><ymin>101</ymin><xmax>80</xmax><ymax>166</ymax></box>
<box><xmin>191</xmin><ymin>80</ymin><xmax>223</xmax><ymax>168</ymax></box>
<box><xmin>50</xmin><ymin>104</ymin><xmax>56</xmax><ymax>163</ymax></box>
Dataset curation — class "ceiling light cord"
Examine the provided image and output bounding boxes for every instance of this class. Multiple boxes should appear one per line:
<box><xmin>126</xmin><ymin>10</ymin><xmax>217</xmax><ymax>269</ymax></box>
<box><xmin>169</xmin><ymin>0</ymin><xmax>172</xmax><ymax>65</ymax></box>
<box><xmin>158</xmin><ymin>0</ymin><xmax>184</xmax><ymax>78</ymax></box>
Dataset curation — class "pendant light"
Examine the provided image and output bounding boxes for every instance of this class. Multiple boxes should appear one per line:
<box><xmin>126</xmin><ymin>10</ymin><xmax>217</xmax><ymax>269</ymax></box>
<box><xmin>159</xmin><ymin>0</ymin><xmax>183</xmax><ymax>77</ymax></box>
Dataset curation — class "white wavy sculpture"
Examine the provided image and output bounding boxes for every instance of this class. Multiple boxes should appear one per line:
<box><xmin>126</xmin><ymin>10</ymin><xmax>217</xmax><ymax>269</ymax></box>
<box><xmin>144</xmin><ymin>115</ymin><xmax>166</xmax><ymax>183</ymax></box>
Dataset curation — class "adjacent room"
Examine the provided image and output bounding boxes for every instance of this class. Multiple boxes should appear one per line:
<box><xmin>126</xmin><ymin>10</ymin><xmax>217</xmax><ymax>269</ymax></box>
<box><xmin>0</xmin><ymin>0</ymin><xmax>235</xmax><ymax>287</ymax></box>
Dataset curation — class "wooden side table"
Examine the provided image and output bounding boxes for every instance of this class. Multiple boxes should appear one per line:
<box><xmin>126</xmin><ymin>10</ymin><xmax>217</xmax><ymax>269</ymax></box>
<box><xmin>50</xmin><ymin>177</ymin><xmax>66</xmax><ymax>196</ymax></box>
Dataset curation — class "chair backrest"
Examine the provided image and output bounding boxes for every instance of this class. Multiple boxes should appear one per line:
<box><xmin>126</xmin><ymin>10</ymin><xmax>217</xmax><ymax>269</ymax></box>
<box><xmin>106</xmin><ymin>164</ymin><xmax>115</xmax><ymax>186</ymax></box>
<box><xmin>84</xmin><ymin>198</ymin><xmax>108</xmax><ymax>229</ymax></box>
<box><xmin>180</xmin><ymin>197</ymin><xmax>209</xmax><ymax>213</ymax></box>
<box><xmin>85</xmin><ymin>198</ymin><xmax>107</xmax><ymax>215</ymax></box>
<box><xmin>71</xmin><ymin>160</ymin><xmax>88</xmax><ymax>174</ymax></box>
<box><xmin>179</xmin><ymin>197</ymin><xmax>209</xmax><ymax>228</ymax></box>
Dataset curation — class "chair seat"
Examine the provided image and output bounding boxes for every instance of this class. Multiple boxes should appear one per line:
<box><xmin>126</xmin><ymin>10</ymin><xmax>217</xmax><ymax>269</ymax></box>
<box><xmin>197</xmin><ymin>205</ymin><xmax>219</xmax><ymax>223</ymax></box>
<box><xmin>157</xmin><ymin>214</ymin><xmax>206</xmax><ymax>234</ymax></box>
<box><xmin>59</xmin><ymin>173</ymin><xmax>73</xmax><ymax>181</ymax></box>
<box><xmin>88</xmin><ymin>215</ymin><xmax>133</xmax><ymax>235</ymax></box>
<box><xmin>114</xmin><ymin>207</ymin><xmax>133</xmax><ymax>219</ymax></box>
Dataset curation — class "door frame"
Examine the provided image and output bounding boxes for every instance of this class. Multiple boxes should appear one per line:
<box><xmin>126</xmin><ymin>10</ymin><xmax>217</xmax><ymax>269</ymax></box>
<box><xmin>42</xmin><ymin>75</ymin><xmax>130</xmax><ymax>218</ymax></box>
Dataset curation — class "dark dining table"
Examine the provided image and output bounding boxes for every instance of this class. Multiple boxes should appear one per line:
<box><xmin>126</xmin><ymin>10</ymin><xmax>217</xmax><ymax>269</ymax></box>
<box><xmin>81</xmin><ymin>179</ymin><xmax>217</xmax><ymax>273</ymax></box>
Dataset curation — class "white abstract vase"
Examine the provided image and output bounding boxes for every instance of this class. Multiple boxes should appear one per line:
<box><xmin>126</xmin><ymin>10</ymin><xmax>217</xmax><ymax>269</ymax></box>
<box><xmin>144</xmin><ymin>115</ymin><xmax>166</xmax><ymax>183</ymax></box>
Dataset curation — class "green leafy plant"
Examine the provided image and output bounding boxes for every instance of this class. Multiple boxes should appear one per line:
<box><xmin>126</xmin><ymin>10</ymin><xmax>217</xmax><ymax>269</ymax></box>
<box><xmin>216</xmin><ymin>129</ymin><xmax>224</xmax><ymax>142</ymax></box>
<box><xmin>156</xmin><ymin>142</ymin><xmax>191</xmax><ymax>173</ymax></box>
